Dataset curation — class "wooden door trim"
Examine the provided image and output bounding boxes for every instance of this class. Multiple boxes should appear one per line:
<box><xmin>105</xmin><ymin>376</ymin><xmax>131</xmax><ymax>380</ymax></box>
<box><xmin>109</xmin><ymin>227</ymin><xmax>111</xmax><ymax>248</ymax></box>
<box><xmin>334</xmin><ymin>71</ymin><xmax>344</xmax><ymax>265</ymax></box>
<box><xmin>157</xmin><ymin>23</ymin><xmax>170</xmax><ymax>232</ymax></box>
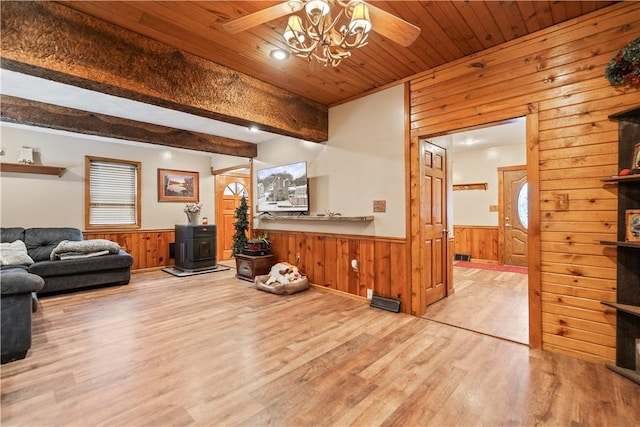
<box><xmin>497</xmin><ymin>164</ymin><xmax>526</xmax><ymax>266</ymax></box>
<box><xmin>211</xmin><ymin>164</ymin><xmax>251</xmax><ymax>176</ymax></box>
<box><xmin>408</xmin><ymin>110</ymin><xmax>541</xmax><ymax>348</ymax></box>
<box><xmin>526</xmin><ymin>107</ymin><xmax>542</xmax><ymax>349</ymax></box>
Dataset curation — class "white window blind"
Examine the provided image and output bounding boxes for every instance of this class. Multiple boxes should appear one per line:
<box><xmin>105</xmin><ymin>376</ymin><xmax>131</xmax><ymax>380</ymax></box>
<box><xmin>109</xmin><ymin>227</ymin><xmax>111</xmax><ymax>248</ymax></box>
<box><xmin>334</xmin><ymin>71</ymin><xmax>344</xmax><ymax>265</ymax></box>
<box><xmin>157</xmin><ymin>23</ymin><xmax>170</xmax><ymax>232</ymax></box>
<box><xmin>89</xmin><ymin>160</ymin><xmax>138</xmax><ymax>226</ymax></box>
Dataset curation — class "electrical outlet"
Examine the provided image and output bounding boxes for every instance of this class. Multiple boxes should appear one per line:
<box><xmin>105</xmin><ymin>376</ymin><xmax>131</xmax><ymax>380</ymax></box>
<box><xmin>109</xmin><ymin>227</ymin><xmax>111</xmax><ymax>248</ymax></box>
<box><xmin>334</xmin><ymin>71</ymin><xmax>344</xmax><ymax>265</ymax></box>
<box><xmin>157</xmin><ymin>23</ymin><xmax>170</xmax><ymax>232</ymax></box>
<box><xmin>296</xmin><ymin>253</ymin><xmax>301</xmax><ymax>263</ymax></box>
<box><xmin>367</xmin><ymin>289</ymin><xmax>373</xmax><ymax>300</ymax></box>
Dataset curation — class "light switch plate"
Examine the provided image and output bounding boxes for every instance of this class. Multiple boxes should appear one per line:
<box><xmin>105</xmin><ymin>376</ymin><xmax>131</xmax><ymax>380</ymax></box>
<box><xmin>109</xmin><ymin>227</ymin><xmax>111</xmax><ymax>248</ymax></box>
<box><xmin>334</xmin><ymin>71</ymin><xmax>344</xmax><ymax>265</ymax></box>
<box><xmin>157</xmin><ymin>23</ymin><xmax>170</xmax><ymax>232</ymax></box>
<box><xmin>373</xmin><ymin>200</ymin><xmax>386</xmax><ymax>213</ymax></box>
<box><xmin>554</xmin><ymin>193</ymin><xmax>569</xmax><ymax>211</ymax></box>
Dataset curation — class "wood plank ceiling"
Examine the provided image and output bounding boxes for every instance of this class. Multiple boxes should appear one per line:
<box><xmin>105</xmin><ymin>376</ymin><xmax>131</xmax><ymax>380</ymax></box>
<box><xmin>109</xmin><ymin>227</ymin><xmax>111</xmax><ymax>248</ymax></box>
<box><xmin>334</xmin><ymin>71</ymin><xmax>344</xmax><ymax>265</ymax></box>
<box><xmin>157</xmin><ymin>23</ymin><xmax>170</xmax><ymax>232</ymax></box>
<box><xmin>58</xmin><ymin>1</ymin><xmax>616</xmax><ymax>106</ymax></box>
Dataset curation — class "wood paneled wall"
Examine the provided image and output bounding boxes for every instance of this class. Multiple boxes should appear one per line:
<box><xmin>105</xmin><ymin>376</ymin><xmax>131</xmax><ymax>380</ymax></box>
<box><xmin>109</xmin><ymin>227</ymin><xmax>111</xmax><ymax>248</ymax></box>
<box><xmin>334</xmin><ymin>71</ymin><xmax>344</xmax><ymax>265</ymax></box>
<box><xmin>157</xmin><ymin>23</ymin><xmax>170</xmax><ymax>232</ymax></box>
<box><xmin>266</xmin><ymin>230</ymin><xmax>411</xmax><ymax>314</ymax></box>
<box><xmin>84</xmin><ymin>229</ymin><xmax>174</xmax><ymax>271</ymax></box>
<box><xmin>85</xmin><ymin>228</ymin><xmax>412</xmax><ymax>314</ymax></box>
<box><xmin>453</xmin><ymin>226</ymin><xmax>499</xmax><ymax>263</ymax></box>
<box><xmin>408</xmin><ymin>2</ymin><xmax>639</xmax><ymax>363</ymax></box>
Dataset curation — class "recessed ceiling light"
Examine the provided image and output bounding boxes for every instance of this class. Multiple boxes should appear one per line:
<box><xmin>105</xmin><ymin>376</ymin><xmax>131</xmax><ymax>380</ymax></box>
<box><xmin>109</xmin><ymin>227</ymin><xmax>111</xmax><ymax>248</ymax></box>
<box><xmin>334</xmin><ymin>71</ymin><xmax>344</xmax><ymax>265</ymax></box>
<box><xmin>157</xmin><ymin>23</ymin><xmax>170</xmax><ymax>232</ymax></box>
<box><xmin>248</xmin><ymin>125</ymin><xmax>260</xmax><ymax>133</ymax></box>
<box><xmin>270</xmin><ymin>49</ymin><xmax>289</xmax><ymax>60</ymax></box>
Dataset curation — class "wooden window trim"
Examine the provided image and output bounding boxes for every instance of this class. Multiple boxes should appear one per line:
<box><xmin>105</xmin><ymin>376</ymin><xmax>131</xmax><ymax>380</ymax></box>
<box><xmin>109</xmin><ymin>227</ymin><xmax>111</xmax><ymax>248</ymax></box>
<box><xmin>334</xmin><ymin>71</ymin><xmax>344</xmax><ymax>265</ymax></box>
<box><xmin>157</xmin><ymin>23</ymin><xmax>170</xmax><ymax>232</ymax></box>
<box><xmin>85</xmin><ymin>155</ymin><xmax>142</xmax><ymax>231</ymax></box>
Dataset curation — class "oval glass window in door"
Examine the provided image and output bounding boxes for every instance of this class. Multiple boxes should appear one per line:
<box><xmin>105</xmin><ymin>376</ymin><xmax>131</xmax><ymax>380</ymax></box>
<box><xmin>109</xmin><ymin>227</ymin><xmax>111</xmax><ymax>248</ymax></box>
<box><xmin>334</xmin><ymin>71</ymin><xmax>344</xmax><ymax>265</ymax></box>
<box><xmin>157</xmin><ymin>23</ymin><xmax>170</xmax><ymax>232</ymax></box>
<box><xmin>517</xmin><ymin>182</ymin><xmax>528</xmax><ymax>229</ymax></box>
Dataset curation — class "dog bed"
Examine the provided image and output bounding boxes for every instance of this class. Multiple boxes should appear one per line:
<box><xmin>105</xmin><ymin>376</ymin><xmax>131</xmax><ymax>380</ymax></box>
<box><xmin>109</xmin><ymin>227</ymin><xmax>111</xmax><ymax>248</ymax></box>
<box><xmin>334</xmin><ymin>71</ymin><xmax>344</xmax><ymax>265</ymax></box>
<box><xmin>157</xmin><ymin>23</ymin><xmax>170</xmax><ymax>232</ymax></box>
<box><xmin>254</xmin><ymin>274</ymin><xmax>309</xmax><ymax>295</ymax></box>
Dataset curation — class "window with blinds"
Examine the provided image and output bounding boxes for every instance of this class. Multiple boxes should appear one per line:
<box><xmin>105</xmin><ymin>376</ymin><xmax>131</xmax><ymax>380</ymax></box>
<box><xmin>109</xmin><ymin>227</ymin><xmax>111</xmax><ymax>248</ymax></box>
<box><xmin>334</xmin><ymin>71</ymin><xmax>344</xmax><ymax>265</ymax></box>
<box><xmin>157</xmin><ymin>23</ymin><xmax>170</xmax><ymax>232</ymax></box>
<box><xmin>86</xmin><ymin>157</ymin><xmax>141</xmax><ymax>229</ymax></box>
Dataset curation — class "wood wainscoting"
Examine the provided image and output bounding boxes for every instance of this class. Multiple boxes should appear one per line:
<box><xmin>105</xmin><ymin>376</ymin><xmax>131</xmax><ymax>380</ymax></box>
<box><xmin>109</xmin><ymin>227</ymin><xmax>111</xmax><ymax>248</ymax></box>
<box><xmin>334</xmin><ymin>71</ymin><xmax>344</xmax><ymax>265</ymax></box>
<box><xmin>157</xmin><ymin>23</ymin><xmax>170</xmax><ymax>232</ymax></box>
<box><xmin>453</xmin><ymin>226</ymin><xmax>499</xmax><ymax>263</ymax></box>
<box><xmin>265</xmin><ymin>230</ymin><xmax>411</xmax><ymax>314</ymax></box>
<box><xmin>83</xmin><ymin>229</ymin><xmax>174</xmax><ymax>271</ymax></box>
<box><xmin>83</xmin><ymin>229</ymin><xmax>412</xmax><ymax>314</ymax></box>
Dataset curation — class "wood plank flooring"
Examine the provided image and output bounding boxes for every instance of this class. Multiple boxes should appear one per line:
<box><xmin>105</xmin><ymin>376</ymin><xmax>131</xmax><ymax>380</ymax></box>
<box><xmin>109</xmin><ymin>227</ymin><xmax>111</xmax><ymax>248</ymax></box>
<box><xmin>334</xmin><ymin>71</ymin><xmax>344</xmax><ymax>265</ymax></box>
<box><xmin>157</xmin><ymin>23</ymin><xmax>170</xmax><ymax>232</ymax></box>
<box><xmin>1</xmin><ymin>268</ymin><xmax>638</xmax><ymax>426</ymax></box>
<box><xmin>424</xmin><ymin>265</ymin><xmax>529</xmax><ymax>344</ymax></box>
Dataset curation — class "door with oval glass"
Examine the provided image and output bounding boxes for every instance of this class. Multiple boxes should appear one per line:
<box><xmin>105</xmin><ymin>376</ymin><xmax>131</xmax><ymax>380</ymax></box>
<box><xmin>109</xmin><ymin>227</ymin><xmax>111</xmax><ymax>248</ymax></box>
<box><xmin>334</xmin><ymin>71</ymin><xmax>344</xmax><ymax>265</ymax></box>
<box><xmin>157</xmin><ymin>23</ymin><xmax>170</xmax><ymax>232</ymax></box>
<box><xmin>500</xmin><ymin>166</ymin><xmax>528</xmax><ymax>267</ymax></box>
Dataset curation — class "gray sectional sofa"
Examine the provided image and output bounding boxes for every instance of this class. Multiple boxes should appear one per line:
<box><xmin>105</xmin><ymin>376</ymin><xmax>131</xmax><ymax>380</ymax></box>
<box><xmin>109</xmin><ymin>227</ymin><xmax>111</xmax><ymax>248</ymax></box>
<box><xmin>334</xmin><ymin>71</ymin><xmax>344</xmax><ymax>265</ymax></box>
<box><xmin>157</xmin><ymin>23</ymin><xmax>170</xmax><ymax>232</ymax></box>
<box><xmin>1</xmin><ymin>269</ymin><xmax>44</xmax><ymax>363</ymax></box>
<box><xmin>0</xmin><ymin>227</ymin><xmax>134</xmax><ymax>363</ymax></box>
<box><xmin>1</xmin><ymin>227</ymin><xmax>134</xmax><ymax>294</ymax></box>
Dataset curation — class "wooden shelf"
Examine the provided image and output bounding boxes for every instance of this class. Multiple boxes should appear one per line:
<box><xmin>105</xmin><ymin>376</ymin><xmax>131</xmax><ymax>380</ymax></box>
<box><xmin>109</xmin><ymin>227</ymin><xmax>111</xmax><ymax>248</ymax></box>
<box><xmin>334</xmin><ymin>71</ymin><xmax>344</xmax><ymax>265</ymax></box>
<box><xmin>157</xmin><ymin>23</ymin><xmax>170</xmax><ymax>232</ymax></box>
<box><xmin>1</xmin><ymin>162</ymin><xmax>65</xmax><ymax>177</ymax></box>
<box><xmin>601</xmin><ymin>301</ymin><xmax>640</xmax><ymax>317</ymax></box>
<box><xmin>606</xmin><ymin>363</ymin><xmax>640</xmax><ymax>385</ymax></box>
<box><xmin>453</xmin><ymin>182</ymin><xmax>487</xmax><ymax>191</ymax></box>
<box><xmin>601</xmin><ymin>175</ymin><xmax>640</xmax><ymax>183</ymax></box>
<box><xmin>600</xmin><ymin>240</ymin><xmax>640</xmax><ymax>249</ymax></box>
<box><xmin>259</xmin><ymin>215</ymin><xmax>374</xmax><ymax>222</ymax></box>
<box><xmin>605</xmin><ymin>107</ymin><xmax>640</xmax><ymax>384</ymax></box>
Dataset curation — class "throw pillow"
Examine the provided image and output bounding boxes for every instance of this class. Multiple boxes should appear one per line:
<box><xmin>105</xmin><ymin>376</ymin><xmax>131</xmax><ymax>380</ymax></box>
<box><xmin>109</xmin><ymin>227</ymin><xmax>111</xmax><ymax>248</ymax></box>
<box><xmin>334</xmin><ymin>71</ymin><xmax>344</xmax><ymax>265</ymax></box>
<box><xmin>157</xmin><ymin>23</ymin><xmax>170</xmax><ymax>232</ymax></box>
<box><xmin>0</xmin><ymin>240</ymin><xmax>35</xmax><ymax>266</ymax></box>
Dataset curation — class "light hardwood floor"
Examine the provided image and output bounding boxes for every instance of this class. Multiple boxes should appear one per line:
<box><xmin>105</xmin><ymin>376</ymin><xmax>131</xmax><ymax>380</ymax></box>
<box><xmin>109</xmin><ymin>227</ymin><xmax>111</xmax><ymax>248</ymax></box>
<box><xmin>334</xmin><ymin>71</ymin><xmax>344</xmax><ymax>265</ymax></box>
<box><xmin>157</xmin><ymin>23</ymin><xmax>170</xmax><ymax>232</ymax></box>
<box><xmin>424</xmin><ymin>265</ymin><xmax>529</xmax><ymax>344</ymax></box>
<box><xmin>1</xmin><ymin>268</ymin><xmax>638</xmax><ymax>426</ymax></box>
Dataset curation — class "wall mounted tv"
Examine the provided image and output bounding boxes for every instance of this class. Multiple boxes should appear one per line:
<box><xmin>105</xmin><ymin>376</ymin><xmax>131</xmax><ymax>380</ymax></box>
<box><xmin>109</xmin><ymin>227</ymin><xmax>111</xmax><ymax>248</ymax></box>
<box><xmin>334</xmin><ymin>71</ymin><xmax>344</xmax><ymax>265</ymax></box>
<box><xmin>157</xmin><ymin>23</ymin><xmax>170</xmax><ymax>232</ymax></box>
<box><xmin>257</xmin><ymin>161</ymin><xmax>308</xmax><ymax>213</ymax></box>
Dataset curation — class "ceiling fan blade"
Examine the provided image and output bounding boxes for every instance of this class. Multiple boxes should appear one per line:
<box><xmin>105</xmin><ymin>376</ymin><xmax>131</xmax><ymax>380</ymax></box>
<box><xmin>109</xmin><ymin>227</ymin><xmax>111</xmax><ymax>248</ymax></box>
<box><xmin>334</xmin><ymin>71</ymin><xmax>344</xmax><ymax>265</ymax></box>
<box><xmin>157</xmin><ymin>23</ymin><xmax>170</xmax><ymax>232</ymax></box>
<box><xmin>367</xmin><ymin>3</ymin><xmax>421</xmax><ymax>47</ymax></box>
<box><xmin>223</xmin><ymin>1</ymin><xmax>304</xmax><ymax>34</ymax></box>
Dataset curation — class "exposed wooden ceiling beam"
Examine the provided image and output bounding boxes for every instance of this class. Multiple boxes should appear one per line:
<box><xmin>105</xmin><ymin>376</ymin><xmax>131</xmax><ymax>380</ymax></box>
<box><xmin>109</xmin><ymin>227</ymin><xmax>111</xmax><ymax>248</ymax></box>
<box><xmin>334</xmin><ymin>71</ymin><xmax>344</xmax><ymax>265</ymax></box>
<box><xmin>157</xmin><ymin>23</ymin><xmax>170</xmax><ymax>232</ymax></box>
<box><xmin>1</xmin><ymin>95</ymin><xmax>258</xmax><ymax>158</ymax></box>
<box><xmin>0</xmin><ymin>1</ymin><xmax>328</xmax><ymax>143</ymax></box>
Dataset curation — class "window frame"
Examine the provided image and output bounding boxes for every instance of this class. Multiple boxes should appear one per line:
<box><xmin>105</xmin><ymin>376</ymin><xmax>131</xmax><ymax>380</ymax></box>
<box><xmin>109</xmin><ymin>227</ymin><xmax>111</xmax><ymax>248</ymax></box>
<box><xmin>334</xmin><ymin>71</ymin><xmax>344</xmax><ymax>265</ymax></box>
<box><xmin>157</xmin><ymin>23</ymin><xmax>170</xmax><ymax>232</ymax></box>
<box><xmin>84</xmin><ymin>156</ymin><xmax>142</xmax><ymax>231</ymax></box>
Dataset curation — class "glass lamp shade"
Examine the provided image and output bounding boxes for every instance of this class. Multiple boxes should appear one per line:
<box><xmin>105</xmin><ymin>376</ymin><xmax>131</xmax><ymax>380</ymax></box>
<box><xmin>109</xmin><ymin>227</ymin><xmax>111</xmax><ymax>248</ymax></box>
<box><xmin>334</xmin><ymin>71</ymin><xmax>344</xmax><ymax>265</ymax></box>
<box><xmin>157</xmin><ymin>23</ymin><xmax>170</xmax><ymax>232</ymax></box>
<box><xmin>348</xmin><ymin>3</ymin><xmax>371</xmax><ymax>33</ymax></box>
<box><xmin>284</xmin><ymin>15</ymin><xmax>305</xmax><ymax>44</ymax></box>
<box><xmin>305</xmin><ymin>0</ymin><xmax>330</xmax><ymax>17</ymax></box>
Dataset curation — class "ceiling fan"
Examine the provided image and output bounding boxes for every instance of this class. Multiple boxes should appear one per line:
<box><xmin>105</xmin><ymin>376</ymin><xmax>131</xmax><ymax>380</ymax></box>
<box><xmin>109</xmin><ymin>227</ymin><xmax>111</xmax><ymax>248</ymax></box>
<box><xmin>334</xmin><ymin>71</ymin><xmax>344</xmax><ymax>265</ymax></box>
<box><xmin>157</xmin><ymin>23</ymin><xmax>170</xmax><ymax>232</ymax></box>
<box><xmin>223</xmin><ymin>0</ymin><xmax>421</xmax><ymax>48</ymax></box>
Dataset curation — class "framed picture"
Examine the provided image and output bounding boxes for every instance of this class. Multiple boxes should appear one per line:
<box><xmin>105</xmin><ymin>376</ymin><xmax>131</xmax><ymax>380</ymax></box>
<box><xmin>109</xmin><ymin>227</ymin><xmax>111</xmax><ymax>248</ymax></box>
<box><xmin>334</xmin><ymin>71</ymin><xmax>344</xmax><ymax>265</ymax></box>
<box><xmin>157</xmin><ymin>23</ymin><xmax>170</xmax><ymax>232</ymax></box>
<box><xmin>625</xmin><ymin>209</ymin><xmax>640</xmax><ymax>242</ymax></box>
<box><xmin>632</xmin><ymin>142</ymin><xmax>640</xmax><ymax>170</ymax></box>
<box><xmin>157</xmin><ymin>169</ymin><xmax>199</xmax><ymax>202</ymax></box>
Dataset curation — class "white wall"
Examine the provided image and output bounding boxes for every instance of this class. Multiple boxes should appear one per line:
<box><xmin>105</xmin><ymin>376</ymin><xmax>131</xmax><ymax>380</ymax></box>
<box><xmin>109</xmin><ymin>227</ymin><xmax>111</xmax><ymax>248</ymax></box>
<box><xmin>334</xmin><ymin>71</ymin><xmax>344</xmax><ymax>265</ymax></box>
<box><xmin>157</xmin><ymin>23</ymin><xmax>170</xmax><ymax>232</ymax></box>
<box><xmin>0</xmin><ymin>124</ymin><xmax>217</xmax><ymax>229</ymax></box>
<box><xmin>451</xmin><ymin>144</ymin><xmax>526</xmax><ymax>226</ymax></box>
<box><xmin>255</xmin><ymin>85</ymin><xmax>406</xmax><ymax>238</ymax></box>
<box><xmin>1</xmin><ymin>85</ymin><xmax>406</xmax><ymax>237</ymax></box>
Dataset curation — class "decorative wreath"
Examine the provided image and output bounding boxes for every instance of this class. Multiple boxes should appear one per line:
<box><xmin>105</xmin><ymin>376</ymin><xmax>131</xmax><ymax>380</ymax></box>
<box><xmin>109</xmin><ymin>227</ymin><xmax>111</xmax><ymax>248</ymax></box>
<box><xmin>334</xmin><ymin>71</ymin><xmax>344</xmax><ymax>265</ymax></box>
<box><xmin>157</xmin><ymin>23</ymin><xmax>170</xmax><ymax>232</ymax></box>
<box><xmin>605</xmin><ymin>36</ymin><xmax>640</xmax><ymax>88</ymax></box>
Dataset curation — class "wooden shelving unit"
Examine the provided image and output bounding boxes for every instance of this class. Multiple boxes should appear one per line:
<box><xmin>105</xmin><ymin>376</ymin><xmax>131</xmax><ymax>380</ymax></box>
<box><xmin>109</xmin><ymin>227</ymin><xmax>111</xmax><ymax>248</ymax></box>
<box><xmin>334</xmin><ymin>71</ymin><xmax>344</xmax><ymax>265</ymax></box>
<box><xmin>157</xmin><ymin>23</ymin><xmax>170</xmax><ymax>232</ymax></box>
<box><xmin>602</xmin><ymin>301</ymin><xmax>640</xmax><ymax>317</ymax></box>
<box><xmin>0</xmin><ymin>162</ymin><xmax>66</xmax><ymax>177</ymax></box>
<box><xmin>602</xmin><ymin>175</ymin><xmax>640</xmax><ymax>183</ymax></box>
<box><xmin>600</xmin><ymin>240</ymin><xmax>640</xmax><ymax>249</ymax></box>
<box><xmin>259</xmin><ymin>215</ymin><xmax>374</xmax><ymax>222</ymax></box>
<box><xmin>600</xmin><ymin>106</ymin><xmax>640</xmax><ymax>385</ymax></box>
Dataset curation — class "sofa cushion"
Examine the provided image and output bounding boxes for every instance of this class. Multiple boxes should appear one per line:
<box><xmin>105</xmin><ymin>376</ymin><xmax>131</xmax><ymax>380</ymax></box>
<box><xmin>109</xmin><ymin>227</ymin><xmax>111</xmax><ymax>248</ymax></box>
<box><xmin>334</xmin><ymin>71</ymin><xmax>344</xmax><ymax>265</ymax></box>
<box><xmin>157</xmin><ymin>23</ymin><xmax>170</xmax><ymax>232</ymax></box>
<box><xmin>0</xmin><ymin>241</ymin><xmax>35</xmax><ymax>266</ymax></box>
<box><xmin>24</xmin><ymin>228</ymin><xmax>83</xmax><ymax>262</ymax></box>
<box><xmin>1</xmin><ymin>228</ymin><xmax>26</xmax><ymax>244</ymax></box>
<box><xmin>29</xmin><ymin>250</ymin><xmax>133</xmax><ymax>278</ymax></box>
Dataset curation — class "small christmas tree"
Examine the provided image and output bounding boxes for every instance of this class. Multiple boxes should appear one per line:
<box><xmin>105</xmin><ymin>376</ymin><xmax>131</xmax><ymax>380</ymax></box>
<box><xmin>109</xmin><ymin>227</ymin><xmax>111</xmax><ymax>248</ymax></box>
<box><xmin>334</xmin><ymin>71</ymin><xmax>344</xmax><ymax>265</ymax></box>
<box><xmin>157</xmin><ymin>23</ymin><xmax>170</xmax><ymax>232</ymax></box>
<box><xmin>231</xmin><ymin>195</ymin><xmax>249</xmax><ymax>256</ymax></box>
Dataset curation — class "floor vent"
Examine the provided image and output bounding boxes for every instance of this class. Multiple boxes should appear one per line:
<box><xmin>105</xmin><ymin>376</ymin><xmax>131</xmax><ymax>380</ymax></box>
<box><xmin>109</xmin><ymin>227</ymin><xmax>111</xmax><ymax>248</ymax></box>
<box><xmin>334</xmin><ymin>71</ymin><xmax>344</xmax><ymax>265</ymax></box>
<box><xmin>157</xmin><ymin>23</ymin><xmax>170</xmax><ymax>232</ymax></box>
<box><xmin>454</xmin><ymin>253</ymin><xmax>471</xmax><ymax>262</ymax></box>
<box><xmin>370</xmin><ymin>295</ymin><xmax>401</xmax><ymax>313</ymax></box>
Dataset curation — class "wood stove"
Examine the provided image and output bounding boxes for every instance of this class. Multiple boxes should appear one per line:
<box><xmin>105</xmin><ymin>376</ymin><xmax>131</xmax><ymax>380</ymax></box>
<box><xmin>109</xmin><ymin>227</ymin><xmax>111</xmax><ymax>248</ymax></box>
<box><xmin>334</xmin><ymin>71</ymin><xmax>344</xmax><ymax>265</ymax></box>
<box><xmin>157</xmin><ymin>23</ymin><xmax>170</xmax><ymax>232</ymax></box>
<box><xmin>174</xmin><ymin>225</ymin><xmax>216</xmax><ymax>272</ymax></box>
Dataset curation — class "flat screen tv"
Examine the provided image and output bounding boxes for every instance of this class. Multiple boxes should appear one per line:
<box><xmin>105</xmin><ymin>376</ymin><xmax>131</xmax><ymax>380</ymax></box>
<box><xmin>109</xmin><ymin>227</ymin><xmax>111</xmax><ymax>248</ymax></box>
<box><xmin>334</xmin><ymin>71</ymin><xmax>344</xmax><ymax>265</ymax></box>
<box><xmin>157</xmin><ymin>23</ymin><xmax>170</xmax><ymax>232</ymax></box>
<box><xmin>257</xmin><ymin>161</ymin><xmax>308</xmax><ymax>213</ymax></box>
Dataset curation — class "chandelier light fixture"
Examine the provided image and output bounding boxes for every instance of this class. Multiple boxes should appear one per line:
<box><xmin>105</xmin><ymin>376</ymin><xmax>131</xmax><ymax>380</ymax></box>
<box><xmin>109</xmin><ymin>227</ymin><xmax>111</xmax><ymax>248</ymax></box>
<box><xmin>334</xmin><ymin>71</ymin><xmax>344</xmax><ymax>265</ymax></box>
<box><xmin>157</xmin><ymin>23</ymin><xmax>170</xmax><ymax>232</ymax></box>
<box><xmin>282</xmin><ymin>0</ymin><xmax>372</xmax><ymax>67</ymax></box>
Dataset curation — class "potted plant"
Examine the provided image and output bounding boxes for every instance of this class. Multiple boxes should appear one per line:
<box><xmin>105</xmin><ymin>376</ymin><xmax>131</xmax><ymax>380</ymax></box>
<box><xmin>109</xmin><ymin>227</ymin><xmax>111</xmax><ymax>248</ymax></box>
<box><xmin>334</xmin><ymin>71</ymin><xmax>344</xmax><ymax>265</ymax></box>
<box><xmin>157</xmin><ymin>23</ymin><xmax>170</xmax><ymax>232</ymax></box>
<box><xmin>244</xmin><ymin>232</ymin><xmax>271</xmax><ymax>255</ymax></box>
<box><xmin>231</xmin><ymin>196</ymin><xmax>249</xmax><ymax>257</ymax></box>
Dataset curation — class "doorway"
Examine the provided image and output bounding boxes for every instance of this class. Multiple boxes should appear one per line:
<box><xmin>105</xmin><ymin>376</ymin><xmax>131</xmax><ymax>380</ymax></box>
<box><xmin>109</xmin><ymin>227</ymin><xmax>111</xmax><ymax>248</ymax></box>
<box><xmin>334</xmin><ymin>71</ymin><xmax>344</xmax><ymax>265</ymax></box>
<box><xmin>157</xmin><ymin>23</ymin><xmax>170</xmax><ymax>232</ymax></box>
<box><xmin>422</xmin><ymin>118</ymin><xmax>529</xmax><ymax>344</ymax></box>
<box><xmin>214</xmin><ymin>167</ymin><xmax>251</xmax><ymax>261</ymax></box>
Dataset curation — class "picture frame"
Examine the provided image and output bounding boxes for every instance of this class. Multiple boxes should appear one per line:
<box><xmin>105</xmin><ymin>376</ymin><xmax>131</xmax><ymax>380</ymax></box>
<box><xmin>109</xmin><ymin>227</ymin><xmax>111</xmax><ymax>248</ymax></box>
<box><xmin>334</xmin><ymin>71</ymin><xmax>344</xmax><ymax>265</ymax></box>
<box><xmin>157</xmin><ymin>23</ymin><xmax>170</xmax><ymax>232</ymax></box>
<box><xmin>625</xmin><ymin>209</ymin><xmax>640</xmax><ymax>242</ymax></box>
<box><xmin>632</xmin><ymin>142</ymin><xmax>640</xmax><ymax>170</ymax></box>
<box><xmin>157</xmin><ymin>169</ymin><xmax>199</xmax><ymax>202</ymax></box>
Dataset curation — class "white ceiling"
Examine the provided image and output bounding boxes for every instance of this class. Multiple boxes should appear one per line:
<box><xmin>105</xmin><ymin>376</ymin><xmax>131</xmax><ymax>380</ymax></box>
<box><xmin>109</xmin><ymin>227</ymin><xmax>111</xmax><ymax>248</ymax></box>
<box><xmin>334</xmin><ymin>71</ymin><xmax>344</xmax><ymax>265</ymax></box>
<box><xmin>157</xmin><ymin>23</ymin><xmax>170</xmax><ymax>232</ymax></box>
<box><xmin>1</xmin><ymin>69</ymin><xmax>525</xmax><ymax>153</ymax></box>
